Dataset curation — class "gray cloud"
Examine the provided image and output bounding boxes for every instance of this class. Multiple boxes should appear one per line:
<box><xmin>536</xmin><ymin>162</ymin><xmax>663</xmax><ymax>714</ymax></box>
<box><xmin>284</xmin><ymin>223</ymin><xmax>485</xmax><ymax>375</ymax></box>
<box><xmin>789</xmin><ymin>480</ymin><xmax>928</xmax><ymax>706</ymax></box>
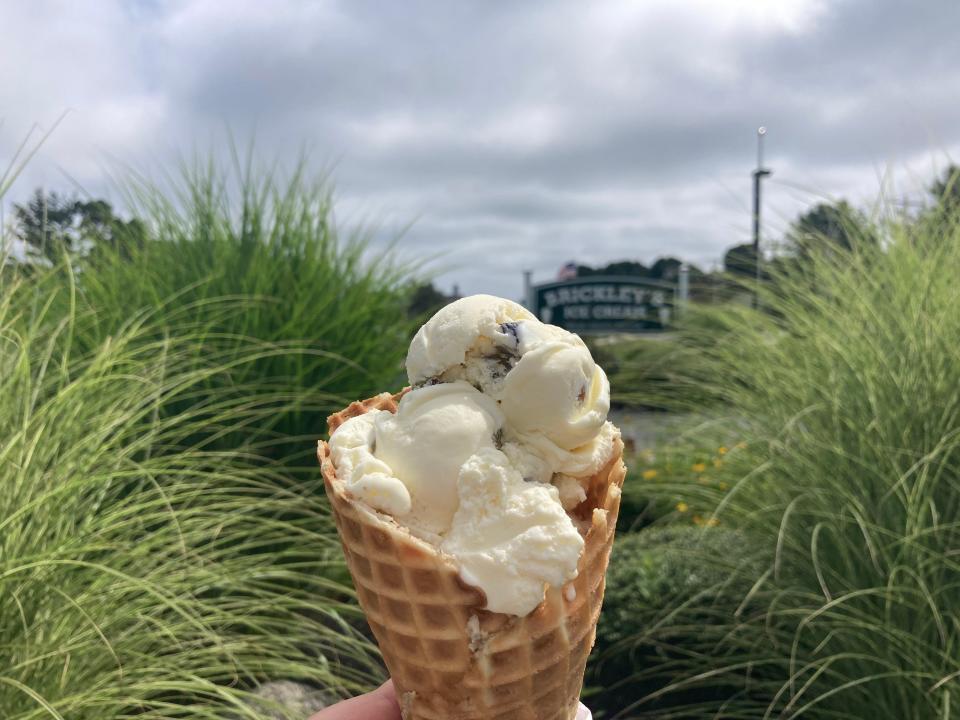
<box><xmin>3</xmin><ymin>0</ymin><xmax>960</xmax><ymax>299</ymax></box>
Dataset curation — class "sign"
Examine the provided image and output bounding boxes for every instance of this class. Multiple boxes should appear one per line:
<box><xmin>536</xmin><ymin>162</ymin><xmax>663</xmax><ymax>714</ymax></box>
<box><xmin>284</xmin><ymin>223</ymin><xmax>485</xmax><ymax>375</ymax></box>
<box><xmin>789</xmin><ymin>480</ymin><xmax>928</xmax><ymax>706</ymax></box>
<box><xmin>530</xmin><ymin>276</ymin><xmax>675</xmax><ymax>333</ymax></box>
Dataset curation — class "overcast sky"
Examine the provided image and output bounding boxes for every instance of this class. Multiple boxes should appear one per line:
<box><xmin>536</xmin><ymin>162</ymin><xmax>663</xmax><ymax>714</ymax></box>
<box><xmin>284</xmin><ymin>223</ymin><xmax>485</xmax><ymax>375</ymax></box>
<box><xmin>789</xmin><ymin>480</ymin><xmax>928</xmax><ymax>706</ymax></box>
<box><xmin>3</xmin><ymin>0</ymin><xmax>959</xmax><ymax>298</ymax></box>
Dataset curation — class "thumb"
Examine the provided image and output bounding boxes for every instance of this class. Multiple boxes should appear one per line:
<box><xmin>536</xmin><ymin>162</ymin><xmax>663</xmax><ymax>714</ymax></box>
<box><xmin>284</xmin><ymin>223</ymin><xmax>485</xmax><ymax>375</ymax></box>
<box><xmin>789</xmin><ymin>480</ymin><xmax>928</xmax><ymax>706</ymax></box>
<box><xmin>309</xmin><ymin>680</ymin><xmax>401</xmax><ymax>720</ymax></box>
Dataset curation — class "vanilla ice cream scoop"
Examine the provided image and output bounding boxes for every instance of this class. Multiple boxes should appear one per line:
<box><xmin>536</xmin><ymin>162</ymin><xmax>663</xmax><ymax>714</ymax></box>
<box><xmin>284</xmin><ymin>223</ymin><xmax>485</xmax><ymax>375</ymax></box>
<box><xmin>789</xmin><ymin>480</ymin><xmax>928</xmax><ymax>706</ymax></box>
<box><xmin>406</xmin><ymin>294</ymin><xmax>534</xmax><ymax>389</ymax></box>
<box><xmin>328</xmin><ymin>409</ymin><xmax>412</xmax><ymax>517</ymax></box>
<box><xmin>407</xmin><ymin>295</ymin><xmax>609</xmax><ymax>451</ymax></box>
<box><xmin>330</xmin><ymin>381</ymin><xmax>504</xmax><ymax>537</ymax></box>
<box><xmin>441</xmin><ymin>448</ymin><xmax>584</xmax><ymax>615</ymax></box>
<box><xmin>499</xmin><ymin>323</ymin><xmax>610</xmax><ymax>450</ymax></box>
<box><xmin>374</xmin><ymin>382</ymin><xmax>503</xmax><ymax>535</ymax></box>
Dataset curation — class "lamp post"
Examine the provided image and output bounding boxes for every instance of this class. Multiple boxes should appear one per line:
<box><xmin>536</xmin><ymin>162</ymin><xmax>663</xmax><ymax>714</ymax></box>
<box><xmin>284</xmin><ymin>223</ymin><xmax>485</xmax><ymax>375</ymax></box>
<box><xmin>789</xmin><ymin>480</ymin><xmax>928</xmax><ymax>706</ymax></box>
<box><xmin>752</xmin><ymin>126</ymin><xmax>771</xmax><ymax>306</ymax></box>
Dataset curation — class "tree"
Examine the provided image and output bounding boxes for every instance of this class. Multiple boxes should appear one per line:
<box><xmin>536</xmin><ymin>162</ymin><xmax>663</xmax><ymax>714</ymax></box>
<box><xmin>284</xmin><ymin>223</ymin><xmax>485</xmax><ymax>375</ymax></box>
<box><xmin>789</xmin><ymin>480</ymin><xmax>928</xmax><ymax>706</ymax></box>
<box><xmin>576</xmin><ymin>261</ymin><xmax>649</xmax><ymax>278</ymax></box>
<box><xmin>575</xmin><ymin>264</ymin><xmax>596</xmax><ymax>277</ymax></box>
<box><xmin>649</xmin><ymin>256</ymin><xmax>683</xmax><ymax>282</ymax></box>
<box><xmin>601</xmin><ymin>260</ymin><xmax>650</xmax><ymax>277</ymax></box>
<box><xmin>407</xmin><ymin>282</ymin><xmax>454</xmax><ymax>318</ymax></box>
<box><xmin>13</xmin><ymin>189</ymin><xmax>81</xmax><ymax>262</ymax></box>
<box><xmin>575</xmin><ymin>258</ymin><xmax>700</xmax><ymax>282</ymax></box>
<box><xmin>80</xmin><ymin>199</ymin><xmax>147</xmax><ymax>262</ymax></box>
<box><xmin>785</xmin><ymin>200</ymin><xmax>874</xmax><ymax>258</ymax></box>
<box><xmin>929</xmin><ymin>165</ymin><xmax>960</xmax><ymax>215</ymax></box>
<box><xmin>723</xmin><ymin>243</ymin><xmax>757</xmax><ymax>277</ymax></box>
<box><xmin>13</xmin><ymin>189</ymin><xmax>146</xmax><ymax>263</ymax></box>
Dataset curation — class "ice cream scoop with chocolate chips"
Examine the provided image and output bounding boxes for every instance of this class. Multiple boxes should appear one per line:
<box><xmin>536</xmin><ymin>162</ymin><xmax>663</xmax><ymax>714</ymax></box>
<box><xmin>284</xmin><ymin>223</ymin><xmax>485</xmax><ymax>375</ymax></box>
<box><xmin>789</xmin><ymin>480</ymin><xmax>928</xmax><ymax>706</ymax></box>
<box><xmin>405</xmin><ymin>294</ymin><xmax>534</xmax><ymax>391</ymax></box>
<box><xmin>406</xmin><ymin>294</ymin><xmax>611</xmax><ymax>454</ymax></box>
<box><xmin>329</xmin><ymin>294</ymin><xmax>617</xmax><ymax>615</ymax></box>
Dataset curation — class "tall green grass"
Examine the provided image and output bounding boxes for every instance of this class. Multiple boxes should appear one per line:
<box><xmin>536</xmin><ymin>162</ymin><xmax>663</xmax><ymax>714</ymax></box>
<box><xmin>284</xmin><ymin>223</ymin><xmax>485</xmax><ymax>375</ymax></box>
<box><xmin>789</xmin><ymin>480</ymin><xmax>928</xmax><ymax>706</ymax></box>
<box><xmin>0</xmin><ymin>266</ymin><xmax>384</xmax><ymax>719</ymax></box>
<box><xmin>611</xmin><ymin>211</ymin><xmax>960</xmax><ymax>718</ymax></box>
<box><xmin>590</xmin><ymin>314</ymin><xmax>728</xmax><ymax>412</ymax></box>
<box><xmin>76</xmin><ymin>155</ymin><xmax>417</xmax><ymax>462</ymax></box>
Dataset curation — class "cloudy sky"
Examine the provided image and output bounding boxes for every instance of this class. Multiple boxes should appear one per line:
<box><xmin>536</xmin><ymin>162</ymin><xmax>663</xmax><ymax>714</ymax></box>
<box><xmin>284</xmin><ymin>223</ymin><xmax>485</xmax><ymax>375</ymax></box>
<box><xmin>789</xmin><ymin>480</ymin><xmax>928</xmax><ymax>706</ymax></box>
<box><xmin>2</xmin><ymin>0</ymin><xmax>959</xmax><ymax>298</ymax></box>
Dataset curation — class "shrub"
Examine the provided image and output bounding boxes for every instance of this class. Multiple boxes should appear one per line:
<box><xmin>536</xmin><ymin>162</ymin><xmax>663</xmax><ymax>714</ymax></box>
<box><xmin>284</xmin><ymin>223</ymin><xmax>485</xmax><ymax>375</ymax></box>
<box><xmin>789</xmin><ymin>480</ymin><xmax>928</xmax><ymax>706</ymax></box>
<box><xmin>0</xmin><ymin>267</ymin><xmax>385</xmax><ymax>719</ymax></box>
<box><xmin>586</xmin><ymin>527</ymin><xmax>750</xmax><ymax>719</ymax></box>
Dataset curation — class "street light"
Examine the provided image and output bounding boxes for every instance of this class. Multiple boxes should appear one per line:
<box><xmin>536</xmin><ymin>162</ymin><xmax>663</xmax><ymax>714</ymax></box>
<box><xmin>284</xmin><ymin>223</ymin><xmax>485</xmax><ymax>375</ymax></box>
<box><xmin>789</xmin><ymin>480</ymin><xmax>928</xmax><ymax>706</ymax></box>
<box><xmin>752</xmin><ymin>126</ymin><xmax>772</xmax><ymax>304</ymax></box>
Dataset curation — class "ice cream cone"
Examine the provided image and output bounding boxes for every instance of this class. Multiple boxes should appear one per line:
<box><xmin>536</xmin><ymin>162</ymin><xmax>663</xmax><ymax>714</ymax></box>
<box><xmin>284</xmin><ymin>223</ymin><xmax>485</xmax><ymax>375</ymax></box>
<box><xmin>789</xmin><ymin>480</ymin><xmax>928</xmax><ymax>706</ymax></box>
<box><xmin>319</xmin><ymin>391</ymin><xmax>626</xmax><ymax>720</ymax></box>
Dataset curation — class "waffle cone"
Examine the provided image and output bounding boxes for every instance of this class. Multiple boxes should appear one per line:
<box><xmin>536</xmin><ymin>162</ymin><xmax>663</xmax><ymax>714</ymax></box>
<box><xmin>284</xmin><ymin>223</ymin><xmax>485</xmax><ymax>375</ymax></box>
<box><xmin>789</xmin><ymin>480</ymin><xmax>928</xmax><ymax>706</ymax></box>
<box><xmin>318</xmin><ymin>391</ymin><xmax>626</xmax><ymax>720</ymax></box>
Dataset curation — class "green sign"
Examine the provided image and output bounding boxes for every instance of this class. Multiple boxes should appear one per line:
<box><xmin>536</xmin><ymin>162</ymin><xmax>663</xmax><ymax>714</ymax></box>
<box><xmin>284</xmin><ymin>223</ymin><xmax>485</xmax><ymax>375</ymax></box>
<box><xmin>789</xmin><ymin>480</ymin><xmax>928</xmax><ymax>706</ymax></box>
<box><xmin>531</xmin><ymin>276</ymin><xmax>674</xmax><ymax>333</ymax></box>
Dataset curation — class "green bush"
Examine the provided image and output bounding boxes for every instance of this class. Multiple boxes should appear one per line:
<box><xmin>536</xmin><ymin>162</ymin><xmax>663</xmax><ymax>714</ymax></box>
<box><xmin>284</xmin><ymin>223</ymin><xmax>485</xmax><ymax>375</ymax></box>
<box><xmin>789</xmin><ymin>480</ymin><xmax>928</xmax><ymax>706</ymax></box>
<box><xmin>614</xmin><ymin>212</ymin><xmax>960</xmax><ymax>717</ymax></box>
<box><xmin>586</xmin><ymin>527</ymin><xmax>750</xmax><ymax>719</ymax></box>
<box><xmin>0</xmin><ymin>266</ymin><xmax>385</xmax><ymax>719</ymax></box>
<box><xmin>75</xmin><ymin>156</ymin><xmax>418</xmax><ymax>464</ymax></box>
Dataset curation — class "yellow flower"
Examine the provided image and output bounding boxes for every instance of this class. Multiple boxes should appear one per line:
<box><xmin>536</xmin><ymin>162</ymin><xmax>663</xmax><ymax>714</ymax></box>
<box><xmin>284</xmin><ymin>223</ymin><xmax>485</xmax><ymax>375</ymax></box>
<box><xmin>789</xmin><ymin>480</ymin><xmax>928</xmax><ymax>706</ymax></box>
<box><xmin>719</xmin><ymin>482</ymin><xmax>729</xmax><ymax>491</ymax></box>
<box><xmin>713</xmin><ymin>458</ymin><xmax>723</xmax><ymax>468</ymax></box>
<box><xmin>718</xmin><ymin>446</ymin><xmax>728</xmax><ymax>455</ymax></box>
<box><xmin>642</xmin><ymin>468</ymin><xmax>658</xmax><ymax>480</ymax></box>
<box><xmin>706</xmin><ymin>517</ymin><xmax>720</xmax><ymax>527</ymax></box>
<box><xmin>676</xmin><ymin>501</ymin><xmax>689</xmax><ymax>513</ymax></box>
<box><xmin>692</xmin><ymin>514</ymin><xmax>703</xmax><ymax>525</ymax></box>
<box><xmin>691</xmin><ymin>462</ymin><xmax>707</xmax><ymax>473</ymax></box>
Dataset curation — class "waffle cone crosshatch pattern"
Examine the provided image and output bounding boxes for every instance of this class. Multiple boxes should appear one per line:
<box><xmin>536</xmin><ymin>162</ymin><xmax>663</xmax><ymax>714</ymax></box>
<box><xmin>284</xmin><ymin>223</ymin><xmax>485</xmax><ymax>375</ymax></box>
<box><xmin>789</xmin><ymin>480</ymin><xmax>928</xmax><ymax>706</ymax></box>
<box><xmin>319</xmin><ymin>392</ymin><xmax>626</xmax><ymax>720</ymax></box>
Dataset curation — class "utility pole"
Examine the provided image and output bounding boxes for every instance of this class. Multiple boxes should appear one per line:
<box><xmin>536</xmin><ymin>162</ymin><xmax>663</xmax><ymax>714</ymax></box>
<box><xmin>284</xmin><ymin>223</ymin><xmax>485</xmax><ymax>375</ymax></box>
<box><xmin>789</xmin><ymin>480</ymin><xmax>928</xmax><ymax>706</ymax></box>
<box><xmin>677</xmin><ymin>262</ymin><xmax>689</xmax><ymax>316</ymax></box>
<box><xmin>522</xmin><ymin>270</ymin><xmax>533</xmax><ymax>309</ymax></box>
<box><xmin>752</xmin><ymin>127</ymin><xmax>771</xmax><ymax>307</ymax></box>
